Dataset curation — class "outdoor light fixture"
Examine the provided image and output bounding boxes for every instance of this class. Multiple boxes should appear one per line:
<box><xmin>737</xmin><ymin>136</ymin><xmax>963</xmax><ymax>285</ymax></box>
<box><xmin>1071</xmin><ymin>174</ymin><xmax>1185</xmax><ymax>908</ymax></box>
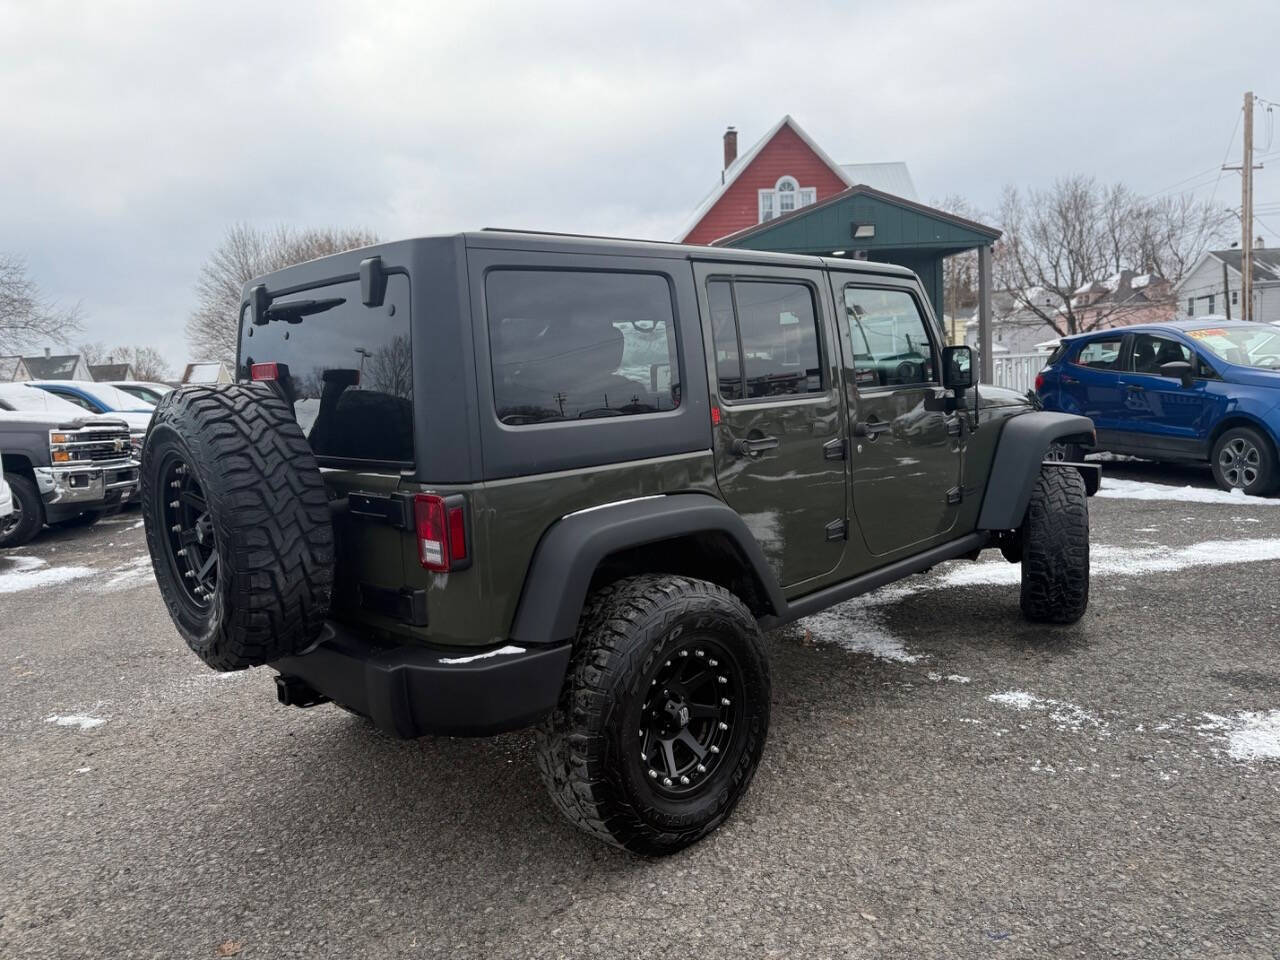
<box><xmin>831</xmin><ymin>250</ymin><xmax>847</xmax><ymax>256</ymax></box>
<box><xmin>852</xmin><ymin>223</ymin><xmax>876</xmax><ymax>239</ymax></box>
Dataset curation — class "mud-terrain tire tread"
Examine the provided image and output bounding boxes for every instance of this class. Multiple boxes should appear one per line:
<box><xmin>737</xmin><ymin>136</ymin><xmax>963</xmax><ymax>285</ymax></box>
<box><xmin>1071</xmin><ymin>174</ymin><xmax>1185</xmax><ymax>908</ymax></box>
<box><xmin>534</xmin><ymin>574</ymin><xmax>770</xmax><ymax>856</ymax></box>
<box><xmin>142</xmin><ymin>383</ymin><xmax>334</xmax><ymax>670</ymax></box>
<box><xmin>1020</xmin><ymin>466</ymin><xmax>1090</xmax><ymax>624</ymax></box>
<box><xmin>0</xmin><ymin>473</ymin><xmax>44</xmax><ymax>547</ymax></box>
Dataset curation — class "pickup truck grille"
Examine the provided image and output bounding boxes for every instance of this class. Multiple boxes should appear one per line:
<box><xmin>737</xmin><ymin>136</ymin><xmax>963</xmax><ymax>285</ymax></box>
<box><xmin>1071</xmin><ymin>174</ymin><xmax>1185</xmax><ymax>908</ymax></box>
<box><xmin>50</xmin><ymin>426</ymin><xmax>134</xmax><ymax>463</ymax></box>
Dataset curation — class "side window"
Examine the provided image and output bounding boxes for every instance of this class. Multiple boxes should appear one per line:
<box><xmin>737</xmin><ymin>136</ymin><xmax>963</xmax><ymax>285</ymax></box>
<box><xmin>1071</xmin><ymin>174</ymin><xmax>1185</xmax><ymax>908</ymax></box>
<box><xmin>486</xmin><ymin>270</ymin><xmax>680</xmax><ymax>425</ymax></box>
<box><xmin>841</xmin><ymin>287</ymin><xmax>936</xmax><ymax>387</ymax></box>
<box><xmin>1073</xmin><ymin>339</ymin><xmax>1123</xmax><ymax>370</ymax></box>
<box><xmin>1129</xmin><ymin>334</ymin><xmax>1191</xmax><ymax>375</ymax></box>
<box><xmin>49</xmin><ymin>389</ymin><xmax>96</xmax><ymax>412</ymax></box>
<box><xmin>709</xmin><ymin>278</ymin><xmax>823</xmax><ymax>401</ymax></box>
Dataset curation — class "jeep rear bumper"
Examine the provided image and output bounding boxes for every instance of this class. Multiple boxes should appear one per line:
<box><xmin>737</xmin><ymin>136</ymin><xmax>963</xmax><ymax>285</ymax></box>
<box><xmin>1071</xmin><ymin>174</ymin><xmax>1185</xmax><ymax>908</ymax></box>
<box><xmin>270</xmin><ymin>622</ymin><xmax>571</xmax><ymax>738</ymax></box>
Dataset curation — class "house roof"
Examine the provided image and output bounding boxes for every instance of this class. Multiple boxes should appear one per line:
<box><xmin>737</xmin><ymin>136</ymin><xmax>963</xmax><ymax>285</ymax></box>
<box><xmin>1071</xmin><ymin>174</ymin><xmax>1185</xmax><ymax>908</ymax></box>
<box><xmin>22</xmin><ymin>354</ymin><xmax>83</xmax><ymax>379</ymax></box>
<box><xmin>89</xmin><ymin>363</ymin><xmax>133</xmax><ymax>381</ymax></box>
<box><xmin>710</xmin><ymin>182</ymin><xmax>1001</xmax><ymax>248</ymax></box>
<box><xmin>1211</xmin><ymin>247</ymin><xmax>1280</xmax><ymax>282</ymax></box>
<box><xmin>0</xmin><ymin>355</ymin><xmax>24</xmax><ymax>379</ymax></box>
<box><xmin>674</xmin><ymin>116</ymin><xmax>919</xmax><ymax>242</ymax></box>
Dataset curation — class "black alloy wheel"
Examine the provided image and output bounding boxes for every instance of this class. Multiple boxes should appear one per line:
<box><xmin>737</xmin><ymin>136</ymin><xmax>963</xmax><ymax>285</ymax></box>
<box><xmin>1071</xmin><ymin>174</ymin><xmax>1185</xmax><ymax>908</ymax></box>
<box><xmin>157</xmin><ymin>451</ymin><xmax>218</xmax><ymax>610</ymax></box>
<box><xmin>638</xmin><ymin>638</ymin><xmax>743</xmax><ymax>796</ymax></box>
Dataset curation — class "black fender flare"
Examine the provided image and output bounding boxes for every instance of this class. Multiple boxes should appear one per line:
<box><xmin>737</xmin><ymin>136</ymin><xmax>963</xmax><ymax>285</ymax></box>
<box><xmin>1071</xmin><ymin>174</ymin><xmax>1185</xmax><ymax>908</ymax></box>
<box><xmin>976</xmin><ymin>412</ymin><xmax>1096</xmax><ymax>531</ymax></box>
<box><xmin>507</xmin><ymin>493</ymin><xmax>786</xmax><ymax>647</ymax></box>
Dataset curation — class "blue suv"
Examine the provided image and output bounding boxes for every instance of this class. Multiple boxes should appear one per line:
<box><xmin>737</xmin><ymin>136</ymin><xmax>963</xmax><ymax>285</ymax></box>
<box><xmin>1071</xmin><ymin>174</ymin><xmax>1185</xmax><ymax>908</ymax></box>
<box><xmin>1036</xmin><ymin>319</ymin><xmax>1280</xmax><ymax>495</ymax></box>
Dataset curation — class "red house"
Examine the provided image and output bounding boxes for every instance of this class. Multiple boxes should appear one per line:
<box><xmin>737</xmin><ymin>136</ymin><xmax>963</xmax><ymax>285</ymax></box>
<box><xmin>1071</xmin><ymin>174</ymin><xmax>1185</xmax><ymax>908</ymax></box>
<box><xmin>675</xmin><ymin>115</ymin><xmax>919</xmax><ymax>245</ymax></box>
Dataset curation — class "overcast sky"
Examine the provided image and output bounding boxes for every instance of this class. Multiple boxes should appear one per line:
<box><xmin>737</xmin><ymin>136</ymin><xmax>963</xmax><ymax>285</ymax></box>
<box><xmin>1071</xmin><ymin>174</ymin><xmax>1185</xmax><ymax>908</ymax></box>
<box><xmin>2</xmin><ymin>0</ymin><xmax>1278</xmax><ymax>371</ymax></box>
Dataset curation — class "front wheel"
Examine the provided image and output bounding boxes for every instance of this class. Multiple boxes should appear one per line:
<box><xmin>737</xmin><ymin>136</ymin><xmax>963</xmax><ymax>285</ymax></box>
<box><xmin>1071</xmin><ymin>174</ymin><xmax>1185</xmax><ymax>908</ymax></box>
<box><xmin>535</xmin><ymin>575</ymin><xmax>770</xmax><ymax>856</ymax></box>
<box><xmin>1020</xmin><ymin>466</ymin><xmax>1090</xmax><ymax>624</ymax></box>
<box><xmin>1211</xmin><ymin>427</ymin><xmax>1278</xmax><ymax>496</ymax></box>
<box><xmin>0</xmin><ymin>473</ymin><xmax>44</xmax><ymax>548</ymax></box>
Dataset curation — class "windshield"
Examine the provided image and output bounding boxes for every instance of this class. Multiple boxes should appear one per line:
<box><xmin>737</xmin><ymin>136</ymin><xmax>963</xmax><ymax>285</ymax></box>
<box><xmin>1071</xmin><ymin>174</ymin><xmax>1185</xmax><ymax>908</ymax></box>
<box><xmin>1186</xmin><ymin>325</ymin><xmax>1280</xmax><ymax>370</ymax></box>
<box><xmin>0</xmin><ymin>384</ymin><xmax>93</xmax><ymax>415</ymax></box>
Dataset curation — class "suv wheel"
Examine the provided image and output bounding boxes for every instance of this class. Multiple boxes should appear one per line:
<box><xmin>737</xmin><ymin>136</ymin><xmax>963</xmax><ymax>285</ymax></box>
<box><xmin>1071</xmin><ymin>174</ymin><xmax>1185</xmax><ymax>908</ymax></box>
<box><xmin>1020</xmin><ymin>466</ymin><xmax>1089</xmax><ymax>624</ymax></box>
<box><xmin>1211</xmin><ymin>426</ymin><xmax>1277</xmax><ymax>496</ymax></box>
<box><xmin>0</xmin><ymin>473</ymin><xmax>44</xmax><ymax>548</ymax></box>
<box><xmin>535</xmin><ymin>575</ymin><xmax>770</xmax><ymax>856</ymax></box>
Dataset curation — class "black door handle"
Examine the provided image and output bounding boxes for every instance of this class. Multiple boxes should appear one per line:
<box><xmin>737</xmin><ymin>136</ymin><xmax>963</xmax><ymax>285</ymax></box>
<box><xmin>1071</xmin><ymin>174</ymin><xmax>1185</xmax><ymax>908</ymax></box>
<box><xmin>852</xmin><ymin>420</ymin><xmax>890</xmax><ymax>439</ymax></box>
<box><xmin>1062</xmin><ymin>376</ymin><xmax>1080</xmax><ymax>385</ymax></box>
<box><xmin>732</xmin><ymin>436</ymin><xmax>780</xmax><ymax>457</ymax></box>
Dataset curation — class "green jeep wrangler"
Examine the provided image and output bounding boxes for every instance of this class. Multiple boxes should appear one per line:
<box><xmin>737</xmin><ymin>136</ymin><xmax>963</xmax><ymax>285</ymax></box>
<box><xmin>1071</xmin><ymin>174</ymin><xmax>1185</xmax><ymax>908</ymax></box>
<box><xmin>141</xmin><ymin>231</ymin><xmax>1096</xmax><ymax>855</ymax></box>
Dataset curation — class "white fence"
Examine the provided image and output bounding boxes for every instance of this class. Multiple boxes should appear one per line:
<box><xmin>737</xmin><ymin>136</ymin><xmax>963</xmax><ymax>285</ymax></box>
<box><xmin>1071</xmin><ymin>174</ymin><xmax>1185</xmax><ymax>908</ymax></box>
<box><xmin>990</xmin><ymin>353</ymin><xmax>1047</xmax><ymax>394</ymax></box>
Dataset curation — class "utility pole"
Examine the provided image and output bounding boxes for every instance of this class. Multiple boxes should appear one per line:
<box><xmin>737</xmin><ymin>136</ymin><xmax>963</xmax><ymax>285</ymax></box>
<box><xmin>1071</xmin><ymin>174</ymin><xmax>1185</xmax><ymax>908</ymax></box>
<box><xmin>1223</xmin><ymin>258</ymin><xmax>1232</xmax><ymax>320</ymax></box>
<box><xmin>1242</xmin><ymin>91</ymin><xmax>1254</xmax><ymax>321</ymax></box>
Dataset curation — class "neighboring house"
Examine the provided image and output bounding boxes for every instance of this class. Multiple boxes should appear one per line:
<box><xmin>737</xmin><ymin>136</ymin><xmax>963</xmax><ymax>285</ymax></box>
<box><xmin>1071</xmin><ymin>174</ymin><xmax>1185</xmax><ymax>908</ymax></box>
<box><xmin>89</xmin><ymin>362</ymin><xmax>135</xmax><ymax>381</ymax></box>
<box><xmin>964</xmin><ymin>272</ymin><xmax>1175</xmax><ymax>355</ymax></box>
<box><xmin>676</xmin><ymin>116</ymin><xmax>919</xmax><ymax>245</ymax></box>
<box><xmin>0</xmin><ymin>356</ymin><xmax>32</xmax><ymax>381</ymax></box>
<box><xmin>17</xmin><ymin>350</ymin><xmax>92</xmax><ymax>381</ymax></box>
<box><xmin>1173</xmin><ymin>247</ymin><xmax>1280</xmax><ymax>324</ymax></box>
<box><xmin>181</xmin><ymin>361</ymin><xmax>233</xmax><ymax>384</ymax></box>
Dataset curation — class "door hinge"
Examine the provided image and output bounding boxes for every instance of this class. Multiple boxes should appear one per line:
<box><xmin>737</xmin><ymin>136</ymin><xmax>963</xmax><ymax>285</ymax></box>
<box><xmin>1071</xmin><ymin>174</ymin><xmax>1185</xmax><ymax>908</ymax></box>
<box><xmin>824</xmin><ymin>518</ymin><xmax>847</xmax><ymax>541</ymax></box>
<box><xmin>946</xmin><ymin>418</ymin><xmax>963</xmax><ymax>437</ymax></box>
<box><xmin>946</xmin><ymin>486</ymin><xmax>963</xmax><ymax>505</ymax></box>
<box><xmin>822</xmin><ymin>437</ymin><xmax>847</xmax><ymax>461</ymax></box>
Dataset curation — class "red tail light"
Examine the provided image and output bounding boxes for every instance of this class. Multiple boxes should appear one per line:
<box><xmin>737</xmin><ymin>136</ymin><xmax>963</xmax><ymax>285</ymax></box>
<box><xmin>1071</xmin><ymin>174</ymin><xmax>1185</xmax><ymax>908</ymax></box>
<box><xmin>250</xmin><ymin>362</ymin><xmax>279</xmax><ymax>381</ymax></box>
<box><xmin>413</xmin><ymin>494</ymin><xmax>470</xmax><ymax>572</ymax></box>
<box><xmin>1034</xmin><ymin>372</ymin><xmax>1045</xmax><ymax>393</ymax></box>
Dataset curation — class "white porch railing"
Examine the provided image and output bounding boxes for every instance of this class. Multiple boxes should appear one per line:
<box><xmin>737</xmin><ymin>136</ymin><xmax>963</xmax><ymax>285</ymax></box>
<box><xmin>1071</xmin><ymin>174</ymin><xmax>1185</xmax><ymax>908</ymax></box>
<box><xmin>991</xmin><ymin>353</ymin><xmax>1047</xmax><ymax>394</ymax></box>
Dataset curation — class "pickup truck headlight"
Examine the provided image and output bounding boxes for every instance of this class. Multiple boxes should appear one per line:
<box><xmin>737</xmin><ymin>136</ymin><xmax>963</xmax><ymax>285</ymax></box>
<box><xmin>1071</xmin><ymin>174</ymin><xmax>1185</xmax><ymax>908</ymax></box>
<box><xmin>52</xmin><ymin>449</ymin><xmax>72</xmax><ymax>463</ymax></box>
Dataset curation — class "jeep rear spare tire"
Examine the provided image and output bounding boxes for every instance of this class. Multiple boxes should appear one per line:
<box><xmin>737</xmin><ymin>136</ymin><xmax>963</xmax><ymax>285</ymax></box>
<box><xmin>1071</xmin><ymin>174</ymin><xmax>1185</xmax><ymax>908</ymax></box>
<box><xmin>141</xmin><ymin>383</ymin><xmax>334</xmax><ymax>671</ymax></box>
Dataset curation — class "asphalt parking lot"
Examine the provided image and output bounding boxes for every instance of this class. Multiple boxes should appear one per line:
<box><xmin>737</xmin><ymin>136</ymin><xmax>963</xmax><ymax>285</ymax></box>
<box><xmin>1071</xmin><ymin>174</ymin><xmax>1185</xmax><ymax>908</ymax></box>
<box><xmin>2</xmin><ymin>459</ymin><xmax>1279</xmax><ymax>960</ymax></box>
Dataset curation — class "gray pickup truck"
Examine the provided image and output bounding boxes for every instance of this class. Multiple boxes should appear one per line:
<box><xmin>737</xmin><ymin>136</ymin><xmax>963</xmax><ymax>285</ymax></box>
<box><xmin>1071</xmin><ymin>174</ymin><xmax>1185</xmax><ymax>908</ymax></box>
<box><xmin>0</xmin><ymin>382</ymin><xmax>140</xmax><ymax>546</ymax></box>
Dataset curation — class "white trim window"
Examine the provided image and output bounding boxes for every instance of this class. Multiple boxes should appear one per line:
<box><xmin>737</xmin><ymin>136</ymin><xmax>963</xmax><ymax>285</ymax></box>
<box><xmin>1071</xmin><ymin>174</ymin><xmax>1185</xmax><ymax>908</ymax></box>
<box><xmin>758</xmin><ymin>176</ymin><xmax>817</xmax><ymax>223</ymax></box>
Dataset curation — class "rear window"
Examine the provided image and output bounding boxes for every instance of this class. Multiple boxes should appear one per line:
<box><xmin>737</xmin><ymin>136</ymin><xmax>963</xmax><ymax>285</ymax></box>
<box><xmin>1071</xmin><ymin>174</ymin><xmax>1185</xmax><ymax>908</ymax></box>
<box><xmin>238</xmin><ymin>274</ymin><xmax>413</xmax><ymax>464</ymax></box>
<box><xmin>1072</xmin><ymin>338</ymin><xmax>1123</xmax><ymax>370</ymax></box>
<box><xmin>486</xmin><ymin>270</ymin><xmax>680</xmax><ymax>425</ymax></box>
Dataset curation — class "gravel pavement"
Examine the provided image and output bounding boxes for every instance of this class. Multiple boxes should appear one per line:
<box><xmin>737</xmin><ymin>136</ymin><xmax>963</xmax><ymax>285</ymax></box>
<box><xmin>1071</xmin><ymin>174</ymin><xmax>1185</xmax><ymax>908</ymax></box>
<box><xmin>2</xmin><ymin>460</ymin><xmax>1279</xmax><ymax>959</ymax></box>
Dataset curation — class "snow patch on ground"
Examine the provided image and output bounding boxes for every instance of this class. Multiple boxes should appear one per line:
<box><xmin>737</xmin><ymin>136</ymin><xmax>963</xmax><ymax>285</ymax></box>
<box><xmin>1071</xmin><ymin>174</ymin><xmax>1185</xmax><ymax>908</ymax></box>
<box><xmin>438</xmin><ymin>645</ymin><xmax>526</xmax><ymax>665</ymax></box>
<box><xmin>97</xmin><ymin>554</ymin><xmax>155</xmax><ymax>592</ymax></box>
<box><xmin>927</xmin><ymin>671</ymin><xmax>972</xmax><ymax>684</ymax></box>
<box><xmin>1097</xmin><ymin>478</ymin><xmax>1280</xmax><ymax>506</ymax></box>
<box><xmin>987</xmin><ymin>690</ymin><xmax>1106</xmax><ymax>733</ymax></box>
<box><xmin>0</xmin><ymin>556</ymin><xmax>95</xmax><ymax>594</ymax></box>
<box><xmin>46</xmin><ymin>714</ymin><xmax>106</xmax><ymax>730</ymax></box>
<box><xmin>799</xmin><ymin>584</ymin><xmax>925</xmax><ymax>664</ymax></box>
<box><xmin>1196</xmin><ymin>711</ymin><xmax>1280</xmax><ymax>762</ymax></box>
<box><xmin>939</xmin><ymin>537</ymin><xmax>1280</xmax><ymax>588</ymax></box>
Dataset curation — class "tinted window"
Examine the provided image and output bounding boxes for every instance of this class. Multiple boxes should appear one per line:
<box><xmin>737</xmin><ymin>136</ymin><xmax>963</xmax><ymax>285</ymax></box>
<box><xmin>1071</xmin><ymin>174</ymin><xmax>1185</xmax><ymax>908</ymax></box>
<box><xmin>487</xmin><ymin>270</ymin><xmax>679</xmax><ymax>425</ymax></box>
<box><xmin>46</xmin><ymin>388</ymin><xmax>97</xmax><ymax>412</ymax></box>
<box><xmin>239</xmin><ymin>274</ymin><xmax>414</xmax><ymax>463</ymax></box>
<box><xmin>710</xmin><ymin>279</ymin><xmax>823</xmax><ymax>400</ymax></box>
<box><xmin>1129</xmin><ymin>334</ymin><xmax>1191</xmax><ymax>375</ymax></box>
<box><xmin>842</xmin><ymin>287</ymin><xmax>936</xmax><ymax>387</ymax></box>
<box><xmin>1045</xmin><ymin>341</ymin><xmax>1068</xmax><ymax>365</ymax></box>
<box><xmin>1073</xmin><ymin>339</ymin><xmax>1123</xmax><ymax>369</ymax></box>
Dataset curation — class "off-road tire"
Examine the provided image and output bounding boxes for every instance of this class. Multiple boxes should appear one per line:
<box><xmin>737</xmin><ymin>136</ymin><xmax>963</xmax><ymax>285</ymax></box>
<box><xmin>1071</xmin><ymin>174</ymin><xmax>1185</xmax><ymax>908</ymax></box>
<box><xmin>0</xmin><ymin>473</ymin><xmax>44</xmax><ymax>548</ymax></box>
<box><xmin>141</xmin><ymin>383</ymin><xmax>334</xmax><ymax>671</ymax></box>
<box><xmin>1020</xmin><ymin>466</ymin><xmax>1090</xmax><ymax>624</ymax></box>
<box><xmin>1210</xmin><ymin>426</ymin><xmax>1278</xmax><ymax>496</ymax></box>
<box><xmin>535</xmin><ymin>575</ymin><xmax>770</xmax><ymax>856</ymax></box>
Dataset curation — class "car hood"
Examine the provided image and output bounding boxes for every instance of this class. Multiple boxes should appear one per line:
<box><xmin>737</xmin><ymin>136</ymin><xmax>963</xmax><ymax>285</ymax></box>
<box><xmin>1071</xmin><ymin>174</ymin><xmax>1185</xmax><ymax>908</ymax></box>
<box><xmin>975</xmin><ymin>384</ymin><xmax>1033</xmax><ymax>410</ymax></box>
<box><xmin>105</xmin><ymin>410</ymin><xmax>155</xmax><ymax>430</ymax></box>
<box><xmin>1222</xmin><ymin>365</ymin><xmax>1280</xmax><ymax>390</ymax></box>
<box><xmin>0</xmin><ymin>411</ymin><xmax>132</xmax><ymax>430</ymax></box>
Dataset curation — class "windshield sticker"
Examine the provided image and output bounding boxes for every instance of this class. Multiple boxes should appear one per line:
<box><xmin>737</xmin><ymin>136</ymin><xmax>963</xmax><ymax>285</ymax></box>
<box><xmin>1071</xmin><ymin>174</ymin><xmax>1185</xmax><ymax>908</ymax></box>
<box><xmin>1188</xmin><ymin>329</ymin><xmax>1226</xmax><ymax>339</ymax></box>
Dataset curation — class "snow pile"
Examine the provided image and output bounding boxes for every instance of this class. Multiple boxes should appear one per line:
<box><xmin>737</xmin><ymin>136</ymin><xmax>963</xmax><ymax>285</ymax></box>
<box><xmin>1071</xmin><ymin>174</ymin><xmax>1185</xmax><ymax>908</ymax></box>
<box><xmin>0</xmin><ymin>556</ymin><xmax>95</xmax><ymax>594</ymax></box>
<box><xmin>46</xmin><ymin>714</ymin><xmax>106</xmax><ymax>730</ymax></box>
<box><xmin>1096</xmin><ymin>478</ymin><xmax>1280</xmax><ymax>506</ymax></box>
<box><xmin>987</xmin><ymin>690</ymin><xmax>1106</xmax><ymax>732</ymax></box>
<box><xmin>1196</xmin><ymin>711</ymin><xmax>1280</xmax><ymax>762</ymax></box>
<box><xmin>98</xmin><ymin>554</ymin><xmax>155</xmax><ymax>592</ymax></box>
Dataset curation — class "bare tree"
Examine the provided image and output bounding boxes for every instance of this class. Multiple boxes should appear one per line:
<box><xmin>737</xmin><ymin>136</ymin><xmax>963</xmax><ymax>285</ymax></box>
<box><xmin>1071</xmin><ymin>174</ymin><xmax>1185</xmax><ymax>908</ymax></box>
<box><xmin>187</xmin><ymin>224</ymin><xmax>378</xmax><ymax>364</ymax></box>
<box><xmin>994</xmin><ymin>176</ymin><xmax>1226</xmax><ymax>337</ymax></box>
<box><xmin>78</xmin><ymin>342</ymin><xmax>172</xmax><ymax>380</ymax></box>
<box><xmin>0</xmin><ymin>254</ymin><xmax>82</xmax><ymax>354</ymax></box>
<box><xmin>366</xmin><ymin>334</ymin><xmax>412</xmax><ymax>398</ymax></box>
<box><xmin>933</xmin><ymin>194</ymin><xmax>982</xmax><ymax>338</ymax></box>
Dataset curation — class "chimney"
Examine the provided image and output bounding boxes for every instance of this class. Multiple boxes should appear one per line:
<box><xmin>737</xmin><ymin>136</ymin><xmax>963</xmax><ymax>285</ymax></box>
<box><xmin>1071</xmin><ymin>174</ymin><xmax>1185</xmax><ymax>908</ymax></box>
<box><xmin>44</xmin><ymin>346</ymin><xmax>50</xmax><ymax>358</ymax></box>
<box><xmin>1257</xmin><ymin>236</ymin><xmax>1266</xmax><ymax>249</ymax></box>
<box><xmin>723</xmin><ymin>126</ymin><xmax>738</xmax><ymax>171</ymax></box>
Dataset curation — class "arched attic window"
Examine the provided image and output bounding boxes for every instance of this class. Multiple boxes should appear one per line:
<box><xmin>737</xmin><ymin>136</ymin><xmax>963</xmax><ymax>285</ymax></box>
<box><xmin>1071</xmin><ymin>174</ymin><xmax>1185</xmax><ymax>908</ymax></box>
<box><xmin>758</xmin><ymin>176</ymin><xmax>817</xmax><ymax>223</ymax></box>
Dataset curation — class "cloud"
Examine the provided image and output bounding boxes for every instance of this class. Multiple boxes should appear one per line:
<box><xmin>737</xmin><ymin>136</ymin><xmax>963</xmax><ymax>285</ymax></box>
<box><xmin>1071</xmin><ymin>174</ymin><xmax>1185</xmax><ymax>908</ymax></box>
<box><xmin>1</xmin><ymin>0</ymin><xmax>1275</xmax><ymax>367</ymax></box>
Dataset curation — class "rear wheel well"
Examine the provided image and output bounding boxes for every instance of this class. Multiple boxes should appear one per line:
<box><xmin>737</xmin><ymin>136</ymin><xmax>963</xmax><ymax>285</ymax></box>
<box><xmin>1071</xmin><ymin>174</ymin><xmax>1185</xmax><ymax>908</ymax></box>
<box><xmin>588</xmin><ymin>532</ymin><xmax>776</xmax><ymax>619</ymax></box>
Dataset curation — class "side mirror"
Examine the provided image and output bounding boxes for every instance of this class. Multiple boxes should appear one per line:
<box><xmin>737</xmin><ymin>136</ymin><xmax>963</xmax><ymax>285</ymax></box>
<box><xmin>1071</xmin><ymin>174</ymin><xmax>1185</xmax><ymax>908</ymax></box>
<box><xmin>1159</xmin><ymin>360</ymin><xmax>1194</xmax><ymax>388</ymax></box>
<box><xmin>942</xmin><ymin>345</ymin><xmax>974</xmax><ymax>393</ymax></box>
